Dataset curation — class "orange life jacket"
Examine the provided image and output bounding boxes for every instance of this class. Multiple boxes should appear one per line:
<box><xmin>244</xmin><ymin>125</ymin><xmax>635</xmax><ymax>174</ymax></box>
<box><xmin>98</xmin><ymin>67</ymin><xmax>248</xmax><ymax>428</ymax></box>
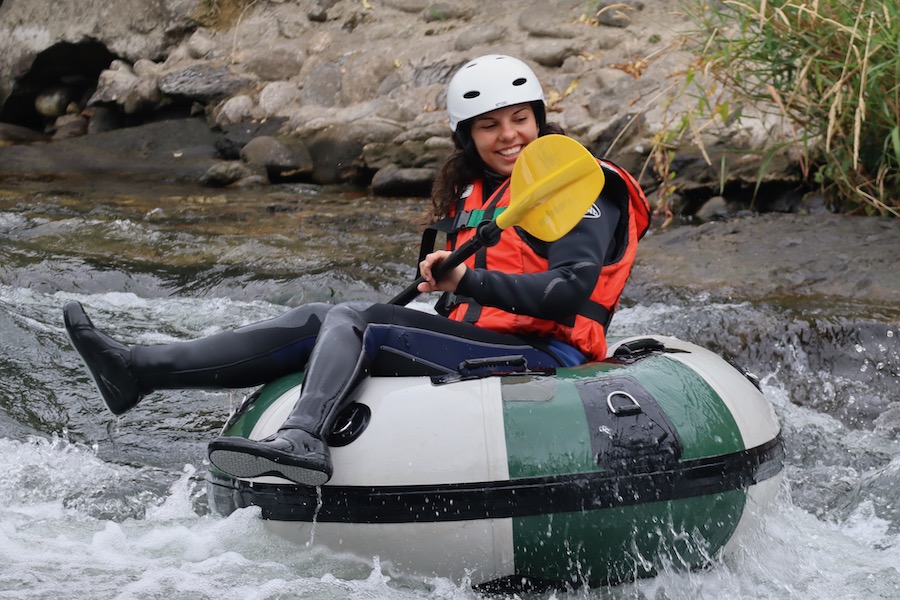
<box><xmin>438</xmin><ymin>160</ymin><xmax>650</xmax><ymax>361</ymax></box>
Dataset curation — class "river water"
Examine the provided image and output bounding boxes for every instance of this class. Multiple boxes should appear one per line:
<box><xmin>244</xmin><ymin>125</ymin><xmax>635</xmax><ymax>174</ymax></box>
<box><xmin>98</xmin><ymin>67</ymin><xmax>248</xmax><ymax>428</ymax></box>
<box><xmin>1</xmin><ymin>180</ymin><xmax>898</xmax><ymax>599</ymax></box>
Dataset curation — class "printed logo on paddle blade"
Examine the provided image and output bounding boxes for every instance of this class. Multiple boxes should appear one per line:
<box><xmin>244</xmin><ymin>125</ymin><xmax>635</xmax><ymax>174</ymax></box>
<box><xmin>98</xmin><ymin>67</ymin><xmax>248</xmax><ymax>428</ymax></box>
<box><xmin>584</xmin><ymin>204</ymin><xmax>602</xmax><ymax>219</ymax></box>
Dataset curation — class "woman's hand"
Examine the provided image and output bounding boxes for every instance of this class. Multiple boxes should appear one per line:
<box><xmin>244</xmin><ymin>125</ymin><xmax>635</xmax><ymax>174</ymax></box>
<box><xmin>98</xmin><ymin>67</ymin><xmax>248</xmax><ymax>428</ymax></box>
<box><xmin>416</xmin><ymin>250</ymin><xmax>467</xmax><ymax>294</ymax></box>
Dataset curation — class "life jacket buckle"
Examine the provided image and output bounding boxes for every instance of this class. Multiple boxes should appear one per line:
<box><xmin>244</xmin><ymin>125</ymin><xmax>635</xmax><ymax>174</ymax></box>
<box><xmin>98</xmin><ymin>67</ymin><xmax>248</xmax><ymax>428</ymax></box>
<box><xmin>452</xmin><ymin>209</ymin><xmax>473</xmax><ymax>230</ymax></box>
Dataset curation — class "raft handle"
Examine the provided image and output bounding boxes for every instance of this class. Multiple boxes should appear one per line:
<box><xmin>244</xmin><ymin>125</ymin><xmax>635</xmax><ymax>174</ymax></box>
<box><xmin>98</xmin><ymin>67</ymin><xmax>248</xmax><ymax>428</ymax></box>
<box><xmin>607</xmin><ymin>391</ymin><xmax>642</xmax><ymax>416</ymax></box>
<box><xmin>431</xmin><ymin>355</ymin><xmax>555</xmax><ymax>385</ymax></box>
<box><xmin>612</xmin><ymin>337</ymin><xmax>667</xmax><ymax>359</ymax></box>
<box><xmin>327</xmin><ymin>402</ymin><xmax>371</xmax><ymax>447</ymax></box>
<box><xmin>458</xmin><ymin>354</ymin><xmax>528</xmax><ymax>374</ymax></box>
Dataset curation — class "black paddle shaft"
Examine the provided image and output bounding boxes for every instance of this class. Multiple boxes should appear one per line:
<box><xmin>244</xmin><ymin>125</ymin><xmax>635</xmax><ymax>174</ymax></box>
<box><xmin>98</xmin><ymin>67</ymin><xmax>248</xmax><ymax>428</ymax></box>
<box><xmin>389</xmin><ymin>220</ymin><xmax>503</xmax><ymax>306</ymax></box>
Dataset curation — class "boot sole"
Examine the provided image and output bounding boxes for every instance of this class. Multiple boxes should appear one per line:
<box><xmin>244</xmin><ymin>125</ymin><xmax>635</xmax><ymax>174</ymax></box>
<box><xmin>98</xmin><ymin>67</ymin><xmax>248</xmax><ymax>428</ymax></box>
<box><xmin>208</xmin><ymin>447</ymin><xmax>330</xmax><ymax>487</ymax></box>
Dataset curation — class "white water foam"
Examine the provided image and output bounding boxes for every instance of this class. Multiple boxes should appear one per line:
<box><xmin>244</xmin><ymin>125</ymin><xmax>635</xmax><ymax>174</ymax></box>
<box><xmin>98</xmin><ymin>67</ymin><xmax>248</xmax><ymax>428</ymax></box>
<box><xmin>3</xmin><ymin>286</ymin><xmax>899</xmax><ymax>599</ymax></box>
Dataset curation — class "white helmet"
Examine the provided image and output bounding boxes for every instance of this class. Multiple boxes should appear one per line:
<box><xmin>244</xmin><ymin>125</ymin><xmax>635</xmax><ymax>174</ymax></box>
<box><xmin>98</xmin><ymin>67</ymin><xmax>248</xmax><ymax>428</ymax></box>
<box><xmin>446</xmin><ymin>54</ymin><xmax>545</xmax><ymax>132</ymax></box>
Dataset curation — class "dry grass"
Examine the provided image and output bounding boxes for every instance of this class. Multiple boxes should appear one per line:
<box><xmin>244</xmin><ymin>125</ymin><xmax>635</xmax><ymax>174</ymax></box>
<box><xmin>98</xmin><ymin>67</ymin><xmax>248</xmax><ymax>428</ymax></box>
<box><xmin>671</xmin><ymin>0</ymin><xmax>899</xmax><ymax>216</ymax></box>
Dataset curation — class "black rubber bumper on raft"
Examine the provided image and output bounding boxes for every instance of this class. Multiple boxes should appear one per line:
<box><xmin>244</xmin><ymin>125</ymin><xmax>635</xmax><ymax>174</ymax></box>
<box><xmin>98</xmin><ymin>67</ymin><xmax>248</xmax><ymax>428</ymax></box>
<box><xmin>208</xmin><ymin>435</ymin><xmax>784</xmax><ymax>523</ymax></box>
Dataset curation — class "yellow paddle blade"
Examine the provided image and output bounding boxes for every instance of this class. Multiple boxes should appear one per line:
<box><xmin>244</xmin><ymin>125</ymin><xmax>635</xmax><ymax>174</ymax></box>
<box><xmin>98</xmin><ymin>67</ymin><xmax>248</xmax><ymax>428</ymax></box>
<box><xmin>499</xmin><ymin>134</ymin><xmax>605</xmax><ymax>241</ymax></box>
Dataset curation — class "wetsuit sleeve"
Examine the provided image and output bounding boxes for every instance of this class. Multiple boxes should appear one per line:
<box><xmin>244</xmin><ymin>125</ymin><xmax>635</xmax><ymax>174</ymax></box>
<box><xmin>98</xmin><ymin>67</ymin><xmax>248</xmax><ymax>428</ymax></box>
<box><xmin>454</xmin><ymin>191</ymin><xmax>622</xmax><ymax>320</ymax></box>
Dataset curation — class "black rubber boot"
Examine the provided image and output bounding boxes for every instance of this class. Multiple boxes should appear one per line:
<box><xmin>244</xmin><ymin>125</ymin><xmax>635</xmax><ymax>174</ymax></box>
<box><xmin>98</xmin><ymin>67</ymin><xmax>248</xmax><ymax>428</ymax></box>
<box><xmin>63</xmin><ymin>301</ymin><xmax>332</xmax><ymax>415</ymax></box>
<box><xmin>208</xmin><ymin>304</ymin><xmax>371</xmax><ymax>486</ymax></box>
<box><xmin>129</xmin><ymin>303</ymin><xmax>331</xmax><ymax>390</ymax></box>
<box><xmin>63</xmin><ymin>301</ymin><xmax>145</xmax><ymax>415</ymax></box>
<box><xmin>207</xmin><ymin>429</ymin><xmax>332</xmax><ymax>486</ymax></box>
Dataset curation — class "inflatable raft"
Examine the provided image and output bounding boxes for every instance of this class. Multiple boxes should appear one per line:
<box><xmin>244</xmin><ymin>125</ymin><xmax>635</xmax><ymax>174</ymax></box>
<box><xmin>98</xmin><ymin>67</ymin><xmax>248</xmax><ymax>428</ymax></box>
<box><xmin>207</xmin><ymin>335</ymin><xmax>784</xmax><ymax>588</ymax></box>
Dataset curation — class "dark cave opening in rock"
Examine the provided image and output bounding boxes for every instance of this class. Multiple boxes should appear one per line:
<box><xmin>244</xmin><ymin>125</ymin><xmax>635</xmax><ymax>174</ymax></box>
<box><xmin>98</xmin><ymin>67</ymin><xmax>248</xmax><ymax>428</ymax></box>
<box><xmin>0</xmin><ymin>40</ymin><xmax>117</xmax><ymax>131</ymax></box>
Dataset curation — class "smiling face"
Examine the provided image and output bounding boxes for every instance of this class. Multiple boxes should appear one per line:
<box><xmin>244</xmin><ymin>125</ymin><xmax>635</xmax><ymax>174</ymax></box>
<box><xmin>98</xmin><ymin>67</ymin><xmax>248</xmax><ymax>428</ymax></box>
<box><xmin>469</xmin><ymin>103</ymin><xmax>539</xmax><ymax>177</ymax></box>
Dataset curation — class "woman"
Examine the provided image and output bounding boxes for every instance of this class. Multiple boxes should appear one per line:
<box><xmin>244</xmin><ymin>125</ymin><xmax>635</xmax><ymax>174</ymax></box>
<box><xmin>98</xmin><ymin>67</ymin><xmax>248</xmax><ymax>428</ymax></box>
<box><xmin>64</xmin><ymin>54</ymin><xmax>649</xmax><ymax>486</ymax></box>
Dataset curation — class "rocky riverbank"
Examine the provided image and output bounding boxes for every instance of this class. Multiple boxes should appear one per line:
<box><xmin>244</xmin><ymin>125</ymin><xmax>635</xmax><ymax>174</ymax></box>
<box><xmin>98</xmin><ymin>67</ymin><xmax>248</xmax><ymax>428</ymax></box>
<box><xmin>628</xmin><ymin>213</ymin><xmax>900</xmax><ymax>313</ymax></box>
<box><xmin>0</xmin><ymin>0</ymin><xmax>804</xmax><ymax>212</ymax></box>
<box><xmin>0</xmin><ymin>0</ymin><xmax>897</xmax><ymax>310</ymax></box>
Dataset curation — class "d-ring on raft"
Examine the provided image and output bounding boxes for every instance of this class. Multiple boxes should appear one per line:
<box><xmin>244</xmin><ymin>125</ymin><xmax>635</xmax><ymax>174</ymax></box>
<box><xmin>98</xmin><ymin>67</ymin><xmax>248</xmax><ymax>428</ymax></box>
<box><xmin>207</xmin><ymin>334</ymin><xmax>784</xmax><ymax>589</ymax></box>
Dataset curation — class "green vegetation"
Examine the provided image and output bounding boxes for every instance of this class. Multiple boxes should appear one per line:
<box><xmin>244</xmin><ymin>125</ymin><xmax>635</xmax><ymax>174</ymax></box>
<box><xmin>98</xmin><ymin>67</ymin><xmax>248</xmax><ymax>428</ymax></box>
<box><xmin>663</xmin><ymin>0</ymin><xmax>899</xmax><ymax>217</ymax></box>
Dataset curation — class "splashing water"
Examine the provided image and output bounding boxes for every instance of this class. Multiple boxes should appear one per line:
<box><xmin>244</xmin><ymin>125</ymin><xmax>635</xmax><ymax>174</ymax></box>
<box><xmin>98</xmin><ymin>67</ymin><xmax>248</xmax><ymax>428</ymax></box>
<box><xmin>1</xmin><ymin>182</ymin><xmax>898</xmax><ymax>599</ymax></box>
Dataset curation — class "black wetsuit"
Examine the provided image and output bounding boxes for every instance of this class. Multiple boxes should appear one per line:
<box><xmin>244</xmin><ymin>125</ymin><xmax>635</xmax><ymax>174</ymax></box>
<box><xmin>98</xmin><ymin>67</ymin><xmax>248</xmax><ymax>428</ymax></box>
<box><xmin>125</xmin><ymin>171</ymin><xmax>624</xmax><ymax>443</ymax></box>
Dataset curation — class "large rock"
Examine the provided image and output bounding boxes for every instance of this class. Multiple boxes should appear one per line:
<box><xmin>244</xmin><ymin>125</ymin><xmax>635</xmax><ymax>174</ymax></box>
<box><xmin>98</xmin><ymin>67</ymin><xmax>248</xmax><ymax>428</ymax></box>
<box><xmin>158</xmin><ymin>64</ymin><xmax>254</xmax><ymax>103</ymax></box>
<box><xmin>630</xmin><ymin>213</ymin><xmax>900</xmax><ymax>303</ymax></box>
<box><xmin>371</xmin><ymin>167</ymin><xmax>436</xmax><ymax>197</ymax></box>
<box><xmin>339</xmin><ymin>53</ymin><xmax>399</xmax><ymax>106</ymax></box>
<box><xmin>89</xmin><ymin>60</ymin><xmax>163</xmax><ymax>114</ymax></box>
<box><xmin>0</xmin><ymin>0</ymin><xmax>204</xmax><ymax>104</ymax></box>
<box><xmin>305</xmin><ymin>118</ymin><xmax>405</xmax><ymax>184</ymax></box>
<box><xmin>238</xmin><ymin>42</ymin><xmax>308</xmax><ymax>81</ymax></box>
<box><xmin>0</xmin><ymin>118</ymin><xmax>221</xmax><ymax>182</ymax></box>
<box><xmin>298</xmin><ymin>59</ymin><xmax>342</xmax><ymax>108</ymax></box>
<box><xmin>240</xmin><ymin>135</ymin><xmax>314</xmax><ymax>180</ymax></box>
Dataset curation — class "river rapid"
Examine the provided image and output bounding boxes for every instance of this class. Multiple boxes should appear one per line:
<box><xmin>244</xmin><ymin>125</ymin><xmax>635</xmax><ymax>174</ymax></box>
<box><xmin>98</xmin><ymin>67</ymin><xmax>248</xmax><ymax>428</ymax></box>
<box><xmin>1</xmin><ymin>179</ymin><xmax>898</xmax><ymax>600</ymax></box>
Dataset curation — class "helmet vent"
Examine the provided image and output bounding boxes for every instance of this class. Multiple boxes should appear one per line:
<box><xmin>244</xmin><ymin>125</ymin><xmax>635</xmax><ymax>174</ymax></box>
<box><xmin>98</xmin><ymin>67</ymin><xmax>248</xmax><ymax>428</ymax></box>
<box><xmin>463</xmin><ymin>91</ymin><xmax>480</xmax><ymax>99</ymax></box>
<box><xmin>512</xmin><ymin>77</ymin><xmax>527</xmax><ymax>87</ymax></box>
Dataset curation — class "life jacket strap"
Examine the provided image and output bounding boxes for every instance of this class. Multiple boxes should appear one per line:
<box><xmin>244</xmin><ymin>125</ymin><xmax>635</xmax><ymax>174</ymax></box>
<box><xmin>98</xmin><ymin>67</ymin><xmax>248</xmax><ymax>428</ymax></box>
<box><xmin>451</xmin><ymin>206</ymin><xmax>507</xmax><ymax>230</ymax></box>
<box><xmin>415</xmin><ymin>182</ymin><xmax>510</xmax><ymax>270</ymax></box>
<box><xmin>578</xmin><ymin>300</ymin><xmax>612</xmax><ymax>331</ymax></box>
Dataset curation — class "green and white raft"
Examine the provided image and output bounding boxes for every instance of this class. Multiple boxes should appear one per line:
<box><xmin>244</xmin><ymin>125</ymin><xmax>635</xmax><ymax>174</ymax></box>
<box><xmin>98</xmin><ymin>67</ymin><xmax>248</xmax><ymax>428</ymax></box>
<box><xmin>207</xmin><ymin>335</ymin><xmax>784</xmax><ymax>588</ymax></box>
